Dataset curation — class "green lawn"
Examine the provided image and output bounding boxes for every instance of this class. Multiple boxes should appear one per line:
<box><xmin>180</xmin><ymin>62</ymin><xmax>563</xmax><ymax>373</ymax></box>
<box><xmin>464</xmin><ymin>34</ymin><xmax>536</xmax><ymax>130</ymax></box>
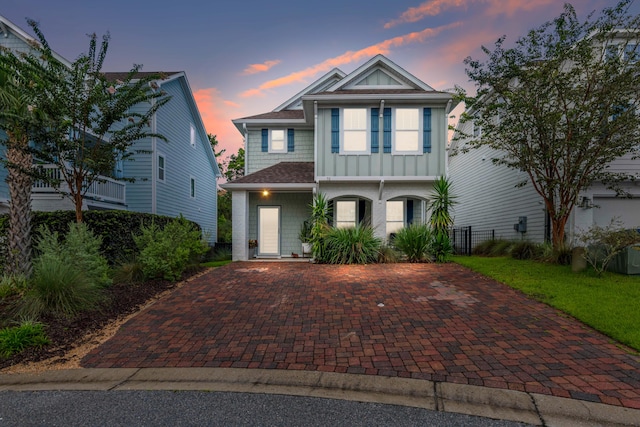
<box><xmin>201</xmin><ymin>260</ymin><xmax>233</xmax><ymax>268</ymax></box>
<box><xmin>453</xmin><ymin>256</ymin><xmax>640</xmax><ymax>353</ymax></box>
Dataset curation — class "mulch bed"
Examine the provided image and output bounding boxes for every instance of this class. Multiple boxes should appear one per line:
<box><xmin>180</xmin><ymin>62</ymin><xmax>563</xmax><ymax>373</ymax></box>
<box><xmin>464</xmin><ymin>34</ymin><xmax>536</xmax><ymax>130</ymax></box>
<box><xmin>0</xmin><ymin>269</ymin><xmax>202</xmax><ymax>370</ymax></box>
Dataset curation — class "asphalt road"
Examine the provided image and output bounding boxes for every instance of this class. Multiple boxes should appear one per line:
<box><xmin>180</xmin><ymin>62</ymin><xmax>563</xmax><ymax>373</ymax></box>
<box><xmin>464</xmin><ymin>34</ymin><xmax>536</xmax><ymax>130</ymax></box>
<box><xmin>0</xmin><ymin>390</ymin><xmax>534</xmax><ymax>426</ymax></box>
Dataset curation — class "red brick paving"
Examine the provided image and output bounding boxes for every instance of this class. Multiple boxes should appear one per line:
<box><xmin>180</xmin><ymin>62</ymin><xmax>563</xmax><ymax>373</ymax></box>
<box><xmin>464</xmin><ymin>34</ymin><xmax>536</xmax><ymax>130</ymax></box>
<box><xmin>81</xmin><ymin>263</ymin><xmax>640</xmax><ymax>409</ymax></box>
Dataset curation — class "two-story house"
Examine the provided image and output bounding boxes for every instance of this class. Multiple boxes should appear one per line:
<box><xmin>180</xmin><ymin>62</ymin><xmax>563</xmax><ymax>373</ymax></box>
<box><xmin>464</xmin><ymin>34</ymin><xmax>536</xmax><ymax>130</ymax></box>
<box><xmin>0</xmin><ymin>15</ymin><xmax>220</xmax><ymax>243</ymax></box>
<box><xmin>222</xmin><ymin>55</ymin><xmax>455</xmax><ymax>261</ymax></box>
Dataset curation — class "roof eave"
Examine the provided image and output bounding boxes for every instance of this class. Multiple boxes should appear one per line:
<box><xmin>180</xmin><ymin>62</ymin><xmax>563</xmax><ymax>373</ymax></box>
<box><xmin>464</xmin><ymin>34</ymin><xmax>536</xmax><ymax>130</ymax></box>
<box><xmin>220</xmin><ymin>182</ymin><xmax>315</xmax><ymax>191</ymax></box>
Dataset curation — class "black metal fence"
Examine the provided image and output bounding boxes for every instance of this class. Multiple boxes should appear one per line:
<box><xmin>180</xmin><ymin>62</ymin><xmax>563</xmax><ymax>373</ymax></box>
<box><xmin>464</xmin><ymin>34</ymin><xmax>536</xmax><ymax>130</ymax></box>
<box><xmin>449</xmin><ymin>227</ymin><xmax>495</xmax><ymax>256</ymax></box>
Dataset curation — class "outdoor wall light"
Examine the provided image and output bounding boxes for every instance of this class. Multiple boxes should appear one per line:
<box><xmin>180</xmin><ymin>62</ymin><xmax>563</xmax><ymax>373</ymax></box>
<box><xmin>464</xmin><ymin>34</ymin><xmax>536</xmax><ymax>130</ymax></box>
<box><xmin>262</xmin><ymin>190</ymin><xmax>270</xmax><ymax>197</ymax></box>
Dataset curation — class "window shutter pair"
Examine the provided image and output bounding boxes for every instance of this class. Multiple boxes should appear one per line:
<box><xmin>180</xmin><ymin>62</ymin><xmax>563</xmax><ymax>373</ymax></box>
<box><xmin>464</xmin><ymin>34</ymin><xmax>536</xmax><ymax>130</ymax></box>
<box><xmin>261</xmin><ymin>129</ymin><xmax>295</xmax><ymax>152</ymax></box>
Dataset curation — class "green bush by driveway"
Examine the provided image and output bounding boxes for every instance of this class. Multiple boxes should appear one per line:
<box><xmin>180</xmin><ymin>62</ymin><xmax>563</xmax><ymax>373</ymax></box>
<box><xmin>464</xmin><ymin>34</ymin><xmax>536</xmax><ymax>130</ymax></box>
<box><xmin>454</xmin><ymin>256</ymin><xmax>640</xmax><ymax>352</ymax></box>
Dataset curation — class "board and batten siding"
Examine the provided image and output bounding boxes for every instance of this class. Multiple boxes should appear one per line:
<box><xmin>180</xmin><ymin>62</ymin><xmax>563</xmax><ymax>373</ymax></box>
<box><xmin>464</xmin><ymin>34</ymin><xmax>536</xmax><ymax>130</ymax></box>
<box><xmin>245</xmin><ymin>129</ymin><xmax>314</xmax><ymax>175</ymax></box>
<box><xmin>448</xmin><ymin>121</ymin><xmax>547</xmax><ymax>243</ymax></box>
<box><xmin>151</xmin><ymin>78</ymin><xmax>217</xmax><ymax>242</ymax></box>
<box><xmin>316</xmin><ymin>107</ymin><xmax>446</xmax><ymax>178</ymax></box>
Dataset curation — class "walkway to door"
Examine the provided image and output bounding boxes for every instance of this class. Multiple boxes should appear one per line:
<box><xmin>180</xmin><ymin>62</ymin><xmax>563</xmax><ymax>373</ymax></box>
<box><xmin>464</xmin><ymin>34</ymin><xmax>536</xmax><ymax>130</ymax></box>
<box><xmin>81</xmin><ymin>262</ymin><xmax>640</xmax><ymax>409</ymax></box>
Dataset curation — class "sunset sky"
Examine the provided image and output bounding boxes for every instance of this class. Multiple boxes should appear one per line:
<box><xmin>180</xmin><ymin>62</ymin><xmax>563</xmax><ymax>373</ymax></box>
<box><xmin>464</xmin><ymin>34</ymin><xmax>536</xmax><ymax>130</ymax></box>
<box><xmin>3</xmin><ymin>0</ymin><xmax>638</xmax><ymax>161</ymax></box>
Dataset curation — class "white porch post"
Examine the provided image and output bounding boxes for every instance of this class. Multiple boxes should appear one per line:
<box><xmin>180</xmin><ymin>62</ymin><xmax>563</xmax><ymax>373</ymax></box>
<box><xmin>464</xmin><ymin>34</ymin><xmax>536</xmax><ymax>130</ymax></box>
<box><xmin>372</xmin><ymin>199</ymin><xmax>386</xmax><ymax>240</ymax></box>
<box><xmin>232</xmin><ymin>190</ymin><xmax>249</xmax><ymax>261</ymax></box>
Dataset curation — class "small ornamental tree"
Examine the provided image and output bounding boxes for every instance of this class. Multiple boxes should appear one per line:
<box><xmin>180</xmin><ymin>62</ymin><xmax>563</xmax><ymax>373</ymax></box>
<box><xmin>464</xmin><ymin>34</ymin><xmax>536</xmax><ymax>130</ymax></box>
<box><xmin>455</xmin><ymin>0</ymin><xmax>640</xmax><ymax>251</ymax></box>
<box><xmin>22</xmin><ymin>21</ymin><xmax>171</xmax><ymax>223</ymax></box>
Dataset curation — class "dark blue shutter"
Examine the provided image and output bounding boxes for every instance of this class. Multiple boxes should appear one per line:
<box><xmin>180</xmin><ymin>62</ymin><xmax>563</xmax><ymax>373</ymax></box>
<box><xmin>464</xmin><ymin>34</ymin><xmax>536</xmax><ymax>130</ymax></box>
<box><xmin>407</xmin><ymin>200</ymin><xmax>414</xmax><ymax>225</ymax></box>
<box><xmin>371</xmin><ymin>108</ymin><xmax>379</xmax><ymax>153</ymax></box>
<box><xmin>383</xmin><ymin>108</ymin><xmax>391</xmax><ymax>153</ymax></box>
<box><xmin>331</xmin><ymin>108</ymin><xmax>339</xmax><ymax>153</ymax></box>
<box><xmin>423</xmin><ymin>108</ymin><xmax>432</xmax><ymax>153</ymax></box>
<box><xmin>287</xmin><ymin>128</ymin><xmax>294</xmax><ymax>152</ymax></box>
<box><xmin>261</xmin><ymin>129</ymin><xmax>268</xmax><ymax>152</ymax></box>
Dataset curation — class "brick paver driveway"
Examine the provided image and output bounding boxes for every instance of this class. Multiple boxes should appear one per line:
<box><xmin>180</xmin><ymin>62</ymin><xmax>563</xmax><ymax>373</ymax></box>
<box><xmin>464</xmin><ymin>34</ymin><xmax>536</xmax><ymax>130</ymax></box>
<box><xmin>82</xmin><ymin>262</ymin><xmax>640</xmax><ymax>409</ymax></box>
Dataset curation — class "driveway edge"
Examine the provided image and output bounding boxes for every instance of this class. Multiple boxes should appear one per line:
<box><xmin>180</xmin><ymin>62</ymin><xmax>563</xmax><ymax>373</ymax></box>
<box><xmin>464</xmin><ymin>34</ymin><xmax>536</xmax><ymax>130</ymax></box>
<box><xmin>1</xmin><ymin>368</ymin><xmax>639</xmax><ymax>426</ymax></box>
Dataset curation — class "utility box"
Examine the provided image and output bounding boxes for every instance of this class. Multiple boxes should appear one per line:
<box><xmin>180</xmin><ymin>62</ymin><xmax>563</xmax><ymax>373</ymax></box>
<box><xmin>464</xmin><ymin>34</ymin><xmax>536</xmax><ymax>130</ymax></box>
<box><xmin>513</xmin><ymin>216</ymin><xmax>527</xmax><ymax>233</ymax></box>
<box><xmin>608</xmin><ymin>245</ymin><xmax>640</xmax><ymax>275</ymax></box>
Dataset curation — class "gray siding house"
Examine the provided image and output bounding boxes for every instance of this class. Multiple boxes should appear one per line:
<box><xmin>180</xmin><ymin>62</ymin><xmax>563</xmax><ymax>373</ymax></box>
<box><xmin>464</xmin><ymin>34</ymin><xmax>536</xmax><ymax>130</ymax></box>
<box><xmin>448</xmin><ymin>32</ymin><xmax>640</xmax><ymax>245</ymax></box>
<box><xmin>0</xmin><ymin>15</ymin><xmax>220</xmax><ymax>242</ymax></box>
<box><xmin>222</xmin><ymin>55</ymin><xmax>455</xmax><ymax>261</ymax></box>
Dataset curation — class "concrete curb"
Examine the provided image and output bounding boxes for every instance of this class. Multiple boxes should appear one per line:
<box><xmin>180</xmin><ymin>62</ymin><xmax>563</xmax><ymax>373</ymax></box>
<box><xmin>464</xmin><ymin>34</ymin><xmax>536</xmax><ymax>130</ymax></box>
<box><xmin>1</xmin><ymin>368</ymin><xmax>639</xmax><ymax>426</ymax></box>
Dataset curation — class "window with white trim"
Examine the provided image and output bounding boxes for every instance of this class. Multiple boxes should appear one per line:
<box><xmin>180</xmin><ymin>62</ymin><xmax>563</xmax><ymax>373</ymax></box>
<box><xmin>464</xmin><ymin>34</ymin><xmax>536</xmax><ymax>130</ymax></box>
<box><xmin>190</xmin><ymin>176</ymin><xmax>196</xmax><ymax>198</ymax></box>
<box><xmin>190</xmin><ymin>123</ymin><xmax>196</xmax><ymax>148</ymax></box>
<box><xmin>386</xmin><ymin>200</ymin><xmax>405</xmax><ymax>236</ymax></box>
<box><xmin>342</xmin><ymin>108</ymin><xmax>368</xmax><ymax>153</ymax></box>
<box><xmin>158</xmin><ymin>154</ymin><xmax>165</xmax><ymax>182</ymax></box>
<box><xmin>335</xmin><ymin>200</ymin><xmax>357</xmax><ymax>228</ymax></box>
<box><xmin>269</xmin><ymin>129</ymin><xmax>286</xmax><ymax>153</ymax></box>
<box><xmin>393</xmin><ymin>108</ymin><xmax>420</xmax><ymax>154</ymax></box>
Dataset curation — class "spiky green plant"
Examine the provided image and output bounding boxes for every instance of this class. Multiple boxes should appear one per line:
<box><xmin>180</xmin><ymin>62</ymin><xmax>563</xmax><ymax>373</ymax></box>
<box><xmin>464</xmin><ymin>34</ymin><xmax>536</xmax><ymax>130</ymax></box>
<box><xmin>309</xmin><ymin>193</ymin><xmax>332</xmax><ymax>262</ymax></box>
<box><xmin>392</xmin><ymin>224</ymin><xmax>433</xmax><ymax>262</ymax></box>
<box><xmin>324</xmin><ymin>224</ymin><xmax>381</xmax><ymax>264</ymax></box>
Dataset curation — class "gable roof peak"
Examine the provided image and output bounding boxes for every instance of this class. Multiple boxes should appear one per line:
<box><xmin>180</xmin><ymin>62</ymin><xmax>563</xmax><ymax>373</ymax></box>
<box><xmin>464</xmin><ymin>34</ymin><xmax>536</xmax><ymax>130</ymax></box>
<box><xmin>273</xmin><ymin>67</ymin><xmax>346</xmax><ymax>112</ymax></box>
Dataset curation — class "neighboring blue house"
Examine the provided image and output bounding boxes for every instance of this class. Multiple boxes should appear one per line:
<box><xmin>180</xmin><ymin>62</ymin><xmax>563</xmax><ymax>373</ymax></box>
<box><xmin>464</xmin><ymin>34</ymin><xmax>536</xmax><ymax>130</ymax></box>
<box><xmin>0</xmin><ymin>15</ymin><xmax>220</xmax><ymax>242</ymax></box>
<box><xmin>222</xmin><ymin>55</ymin><xmax>456</xmax><ymax>260</ymax></box>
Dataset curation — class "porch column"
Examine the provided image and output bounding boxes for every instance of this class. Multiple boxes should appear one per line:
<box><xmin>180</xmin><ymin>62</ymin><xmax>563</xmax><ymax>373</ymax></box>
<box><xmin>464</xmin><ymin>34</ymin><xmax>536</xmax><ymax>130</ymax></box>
<box><xmin>232</xmin><ymin>190</ymin><xmax>249</xmax><ymax>261</ymax></box>
<box><xmin>372</xmin><ymin>199</ymin><xmax>386</xmax><ymax>240</ymax></box>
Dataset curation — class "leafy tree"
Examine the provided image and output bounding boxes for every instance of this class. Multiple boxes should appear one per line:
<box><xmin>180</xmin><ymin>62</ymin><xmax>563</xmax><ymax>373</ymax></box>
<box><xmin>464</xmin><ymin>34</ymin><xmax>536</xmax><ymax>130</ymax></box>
<box><xmin>207</xmin><ymin>133</ymin><xmax>225</xmax><ymax>173</ymax></box>
<box><xmin>455</xmin><ymin>0</ymin><xmax>640</xmax><ymax>250</ymax></box>
<box><xmin>0</xmin><ymin>20</ymin><xmax>65</xmax><ymax>276</ymax></box>
<box><xmin>224</xmin><ymin>147</ymin><xmax>245</xmax><ymax>181</ymax></box>
<box><xmin>21</xmin><ymin>21</ymin><xmax>170</xmax><ymax>223</ymax></box>
<box><xmin>217</xmin><ymin>189</ymin><xmax>232</xmax><ymax>243</ymax></box>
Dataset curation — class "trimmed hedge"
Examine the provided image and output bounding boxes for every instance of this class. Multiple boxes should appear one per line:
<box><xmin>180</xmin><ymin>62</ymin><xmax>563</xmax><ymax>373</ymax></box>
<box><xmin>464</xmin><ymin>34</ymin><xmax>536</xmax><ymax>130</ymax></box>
<box><xmin>0</xmin><ymin>210</ymin><xmax>202</xmax><ymax>266</ymax></box>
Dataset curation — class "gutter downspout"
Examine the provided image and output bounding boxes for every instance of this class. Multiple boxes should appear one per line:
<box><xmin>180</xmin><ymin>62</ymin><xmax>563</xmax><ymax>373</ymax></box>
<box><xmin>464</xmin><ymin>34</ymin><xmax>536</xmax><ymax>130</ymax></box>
<box><xmin>151</xmin><ymin>93</ymin><xmax>157</xmax><ymax>214</ymax></box>
<box><xmin>243</xmin><ymin>123</ymin><xmax>248</xmax><ymax>173</ymax></box>
<box><xmin>314</xmin><ymin>101</ymin><xmax>319</xmax><ymax>195</ymax></box>
<box><xmin>444</xmin><ymin>99</ymin><xmax>453</xmax><ymax>179</ymax></box>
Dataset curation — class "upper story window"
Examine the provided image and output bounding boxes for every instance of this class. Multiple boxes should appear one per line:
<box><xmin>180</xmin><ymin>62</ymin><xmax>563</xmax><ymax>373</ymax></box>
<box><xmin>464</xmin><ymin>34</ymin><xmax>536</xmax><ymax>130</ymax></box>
<box><xmin>393</xmin><ymin>108</ymin><xmax>421</xmax><ymax>154</ymax></box>
<box><xmin>190</xmin><ymin>123</ymin><xmax>196</xmax><ymax>148</ymax></box>
<box><xmin>190</xmin><ymin>176</ymin><xmax>196</xmax><ymax>198</ymax></box>
<box><xmin>342</xmin><ymin>108</ymin><xmax>368</xmax><ymax>154</ymax></box>
<box><xmin>623</xmin><ymin>43</ymin><xmax>638</xmax><ymax>63</ymax></box>
<box><xmin>269</xmin><ymin>129</ymin><xmax>286</xmax><ymax>153</ymax></box>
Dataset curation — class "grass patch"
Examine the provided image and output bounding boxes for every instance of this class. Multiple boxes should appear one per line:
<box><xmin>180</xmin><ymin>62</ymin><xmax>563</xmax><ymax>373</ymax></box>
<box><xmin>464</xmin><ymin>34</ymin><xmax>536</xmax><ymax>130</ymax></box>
<box><xmin>453</xmin><ymin>256</ymin><xmax>640</xmax><ymax>352</ymax></box>
<box><xmin>201</xmin><ymin>260</ymin><xmax>233</xmax><ymax>268</ymax></box>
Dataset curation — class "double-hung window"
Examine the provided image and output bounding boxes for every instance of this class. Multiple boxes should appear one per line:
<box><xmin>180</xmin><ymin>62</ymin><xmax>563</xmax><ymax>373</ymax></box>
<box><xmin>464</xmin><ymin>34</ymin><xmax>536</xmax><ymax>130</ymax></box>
<box><xmin>269</xmin><ymin>129</ymin><xmax>286</xmax><ymax>153</ymax></box>
<box><xmin>386</xmin><ymin>200</ymin><xmax>405</xmax><ymax>236</ymax></box>
<box><xmin>190</xmin><ymin>123</ymin><xmax>196</xmax><ymax>148</ymax></box>
<box><xmin>393</xmin><ymin>108</ymin><xmax>420</xmax><ymax>154</ymax></box>
<box><xmin>342</xmin><ymin>108</ymin><xmax>368</xmax><ymax>154</ymax></box>
<box><xmin>157</xmin><ymin>154</ymin><xmax>166</xmax><ymax>182</ymax></box>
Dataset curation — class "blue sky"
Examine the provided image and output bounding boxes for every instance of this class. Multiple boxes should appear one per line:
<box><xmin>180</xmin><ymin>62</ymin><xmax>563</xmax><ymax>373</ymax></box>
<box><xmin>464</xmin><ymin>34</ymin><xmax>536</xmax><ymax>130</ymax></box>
<box><xmin>2</xmin><ymin>0</ymin><xmax>636</xmax><ymax>158</ymax></box>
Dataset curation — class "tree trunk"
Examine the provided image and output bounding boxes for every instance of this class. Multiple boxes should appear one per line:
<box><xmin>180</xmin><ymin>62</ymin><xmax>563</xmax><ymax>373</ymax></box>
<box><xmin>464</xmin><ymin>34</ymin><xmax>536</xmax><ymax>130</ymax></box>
<box><xmin>5</xmin><ymin>142</ymin><xmax>33</xmax><ymax>277</ymax></box>
<box><xmin>551</xmin><ymin>214</ymin><xmax>569</xmax><ymax>251</ymax></box>
<box><xmin>74</xmin><ymin>173</ymin><xmax>84</xmax><ymax>223</ymax></box>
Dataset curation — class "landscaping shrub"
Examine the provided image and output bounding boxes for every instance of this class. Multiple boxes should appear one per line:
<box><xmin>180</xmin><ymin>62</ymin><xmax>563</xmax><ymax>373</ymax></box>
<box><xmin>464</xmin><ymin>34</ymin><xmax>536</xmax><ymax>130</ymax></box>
<box><xmin>431</xmin><ymin>231</ymin><xmax>454</xmax><ymax>263</ymax></box>
<box><xmin>309</xmin><ymin>193</ymin><xmax>332</xmax><ymax>262</ymax></box>
<box><xmin>472</xmin><ymin>239</ymin><xmax>499</xmax><ymax>256</ymax></box>
<box><xmin>0</xmin><ymin>211</ymin><xmax>200</xmax><ymax>266</ymax></box>
<box><xmin>576</xmin><ymin>221</ymin><xmax>640</xmax><ymax>275</ymax></box>
<box><xmin>0</xmin><ymin>274</ymin><xmax>28</xmax><ymax>299</ymax></box>
<box><xmin>323</xmin><ymin>224</ymin><xmax>381</xmax><ymax>265</ymax></box>
<box><xmin>111</xmin><ymin>258</ymin><xmax>146</xmax><ymax>285</ymax></box>
<box><xmin>134</xmin><ymin>216</ymin><xmax>209</xmax><ymax>280</ymax></box>
<box><xmin>0</xmin><ymin>320</ymin><xmax>49</xmax><ymax>359</ymax></box>
<box><xmin>510</xmin><ymin>241</ymin><xmax>541</xmax><ymax>260</ymax></box>
<box><xmin>20</xmin><ymin>257</ymin><xmax>104</xmax><ymax>319</ymax></box>
<box><xmin>489</xmin><ymin>240</ymin><xmax>513</xmax><ymax>256</ymax></box>
<box><xmin>377</xmin><ymin>244</ymin><xmax>400</xmax><ymax>263</ymax></box>
<box><xmin>392</xmin><ymin>224</ymin><xmax>432</xmax><ymax>262</ymax></box>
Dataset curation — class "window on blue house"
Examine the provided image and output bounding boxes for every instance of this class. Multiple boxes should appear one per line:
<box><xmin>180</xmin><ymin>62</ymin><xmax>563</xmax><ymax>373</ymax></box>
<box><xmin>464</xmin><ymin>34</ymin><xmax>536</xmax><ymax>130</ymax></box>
<box><xmin>269</xmin><ymin>129</ymin><xmax>286</xmax><ymax>153</ymax></box>
<box><xmin>158</xmin><ymin>154</ymin><xmax>165</xmax><ymax>182</ymax></box>
<box><xmin>342</xmin><ymin>108</ymin><xmax>368</xmax><ymax>153</ymax></box>
<box><xmin>386</xmin><ymin>200</ymin><xmax>405</xmax><ymax>236</ymax></box>
<box><xmin>393</xmin><ymin>108</ymin><xmax>420</xmax><ymax>154</ymax></box>
<box><xmin>190</xmin><ymin>176</ymin><xmax>196</xmax><ymax>198</ymax></box>
<box><xmin>335</xmin><ymin>200</ymin><xmax>357</xmax><ymax>228</ymax></box>
<box><xmin>190</xmin><ymin>124</ymin><xmax>196</xmax><ymax>148</ymax></box>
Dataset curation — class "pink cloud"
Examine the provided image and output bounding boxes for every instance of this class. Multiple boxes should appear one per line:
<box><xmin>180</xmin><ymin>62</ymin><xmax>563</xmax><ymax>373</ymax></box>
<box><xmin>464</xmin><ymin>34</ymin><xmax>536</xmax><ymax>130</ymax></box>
<box><xmin>242</xmin><ymin>59</ymin><xmax>281</xmax><ymax>75</ymax></box>
<box><xmin>193</xmin><ymin>87</ymin><xmax>244</xmax><ymax>158</ymax></box>
<box><xmin>384</xmin><ymin>0</ymin><xmax>561</xmax><ymax>29</ymax></box>
<box><xmin>239</xmin><ymin>22</ymin><xmax>461</xmax><ymax>98</ymax></box>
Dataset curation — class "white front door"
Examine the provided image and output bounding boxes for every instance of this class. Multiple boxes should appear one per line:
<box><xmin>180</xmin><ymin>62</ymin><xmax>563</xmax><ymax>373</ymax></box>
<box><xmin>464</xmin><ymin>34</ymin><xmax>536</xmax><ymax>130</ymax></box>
<box><xmin>258</xmin><ymin>206</ymin><xmax>280</xmax><ymax>256</ymax></box>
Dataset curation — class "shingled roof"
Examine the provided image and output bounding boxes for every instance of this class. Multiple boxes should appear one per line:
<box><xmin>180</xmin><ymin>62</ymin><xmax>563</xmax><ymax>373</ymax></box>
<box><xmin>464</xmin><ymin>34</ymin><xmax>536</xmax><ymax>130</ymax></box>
<box><xmin>228</xmin><ymin>162</ymin><xmax>314</xmax><ymax>185</ymax></box>
<box><xmin>236</xmin><ymin>110</ymin><xmax>305</xmax><ymax>121</ymax></box>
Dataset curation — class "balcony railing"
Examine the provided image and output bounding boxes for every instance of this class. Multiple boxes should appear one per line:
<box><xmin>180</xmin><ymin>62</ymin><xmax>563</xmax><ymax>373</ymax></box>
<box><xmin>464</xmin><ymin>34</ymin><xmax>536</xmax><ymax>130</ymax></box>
<box><xmin>32</xmin><ymin>164</ymin><xmax>126</xmax><ymax>205</ymax></box>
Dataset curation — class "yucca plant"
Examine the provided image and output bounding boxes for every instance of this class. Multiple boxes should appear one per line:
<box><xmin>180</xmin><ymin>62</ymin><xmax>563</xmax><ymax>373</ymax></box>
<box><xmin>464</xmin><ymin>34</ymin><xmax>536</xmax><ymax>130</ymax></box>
<box><xmin>309</xmin><ymin>193</ymin><xmax>332</xmax><ymax>263</ymax></box>
<box><xmin>324</xmin><ymin>224</ymin><xmax>381</xmax><ymax>264</ymax></box>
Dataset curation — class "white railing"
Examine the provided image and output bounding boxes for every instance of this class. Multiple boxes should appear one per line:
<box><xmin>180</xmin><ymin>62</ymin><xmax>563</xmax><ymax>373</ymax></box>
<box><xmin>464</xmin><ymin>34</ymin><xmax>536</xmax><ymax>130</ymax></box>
<box><xmin>32</xmin><ymin>164</ymin><xmax>126</xmax><ymax>205</ymax></box>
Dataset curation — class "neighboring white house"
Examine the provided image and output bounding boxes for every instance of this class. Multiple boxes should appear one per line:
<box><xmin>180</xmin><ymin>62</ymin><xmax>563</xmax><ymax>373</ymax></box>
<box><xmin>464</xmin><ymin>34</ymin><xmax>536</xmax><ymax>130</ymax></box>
<box><xmin>448</xmin><ymin>33</ymin><xmax>640</xmax><ymax>246</ymax></box>
<box><xmin>222</xmin><ymin>55</ymin><xmax>456</xmax><ymax>261</ymax></box>
<box><xmin>0</xmin><ymin>15</ymin><xmax>221</xmax><ymax>242</ymax></box>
